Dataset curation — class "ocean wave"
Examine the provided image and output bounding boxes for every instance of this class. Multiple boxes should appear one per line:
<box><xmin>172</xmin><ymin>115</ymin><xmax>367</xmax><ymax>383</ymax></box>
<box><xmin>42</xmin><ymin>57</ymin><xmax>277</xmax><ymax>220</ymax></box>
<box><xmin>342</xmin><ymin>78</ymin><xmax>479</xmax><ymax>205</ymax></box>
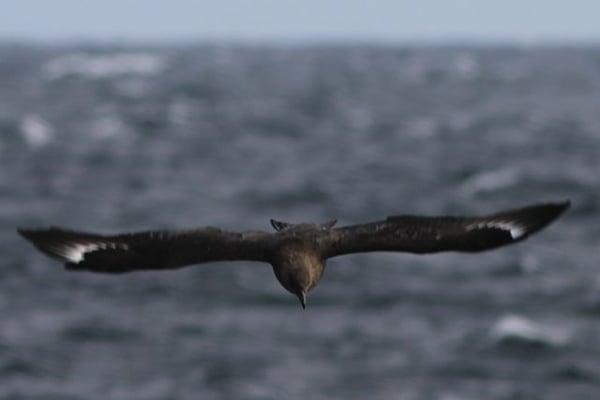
<box><xmin>403</xmin><ymin>117</ymin><xmax>439</xmax><ymax>138</ymax></box>
<box><xmin>3</xmin><ymin>45</ymin><xmax>598</xmax><ymax>399</ymax></box>
<box><xmin>19</xmin><ymin>114</ymin><xmax>53</xmax><ymax>148</ymax></box>
<box><xmin>490</xmin><ymin>314</ymin><xmax>569</xmax><ymax>348</ymax></box>
<box><xmin>43</xmin><ymin>52</ymin><xmax>167</xmax><ymax>79</ymax></box>
<box><xmin>460</xmin><ymin>167</ymin><xmax>521</xmax><ymax>196</ymax></box>
<box><xmin>88</xmin><ymin>115</ymin><xmax>131</xmax><ymax>140</ymax></box>
<box><xmin>453</xmin><ymin>52</ymin><xmax>479</xmax><ymax>78</ymax></box>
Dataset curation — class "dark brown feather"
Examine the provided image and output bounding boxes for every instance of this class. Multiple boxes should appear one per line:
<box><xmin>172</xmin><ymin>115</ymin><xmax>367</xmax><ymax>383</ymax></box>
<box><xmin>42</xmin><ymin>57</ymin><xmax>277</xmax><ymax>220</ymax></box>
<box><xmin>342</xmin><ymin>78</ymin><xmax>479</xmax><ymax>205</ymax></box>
<box><xmin>18</xmin><ymin>227</ymin><xmax>274</xmax><ymax>273</ymax></box>
<box><xmin>322</xmin><ymin>201</ymin><xmax>570</xmax><ymax>257</ymax></box>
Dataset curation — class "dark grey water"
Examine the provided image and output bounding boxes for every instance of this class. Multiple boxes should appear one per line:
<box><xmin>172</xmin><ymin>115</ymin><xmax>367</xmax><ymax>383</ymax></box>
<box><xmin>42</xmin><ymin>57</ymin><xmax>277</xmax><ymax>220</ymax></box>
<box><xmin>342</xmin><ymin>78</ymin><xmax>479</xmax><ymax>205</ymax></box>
<box><xmin>0</xmin><ymin>43</ymin><xmax>599</xmax><ymax>399</ymax></box>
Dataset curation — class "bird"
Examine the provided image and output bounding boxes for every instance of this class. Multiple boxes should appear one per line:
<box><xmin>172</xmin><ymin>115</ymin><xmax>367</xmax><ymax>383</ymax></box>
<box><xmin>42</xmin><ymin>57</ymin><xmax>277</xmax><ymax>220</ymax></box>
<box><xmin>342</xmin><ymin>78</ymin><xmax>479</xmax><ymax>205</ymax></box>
<box><xmin>18</xmin><ymin>201</ymin><xmax>569</xmax><ymax>309</ymax></box>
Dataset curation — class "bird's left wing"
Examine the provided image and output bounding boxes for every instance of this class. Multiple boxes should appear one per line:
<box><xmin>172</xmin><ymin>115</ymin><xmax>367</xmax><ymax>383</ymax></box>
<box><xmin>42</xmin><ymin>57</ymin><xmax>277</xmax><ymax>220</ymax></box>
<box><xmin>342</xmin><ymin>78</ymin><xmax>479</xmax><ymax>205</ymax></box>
<box><xmin>18</xmin><ymin>227</ymin><xmax>275</xmax><ymax>273</ymax></box>
<box><xmin>322</xmin><ymin>202</ymin><xmax>569</xmax><ymax>258</ymax></box>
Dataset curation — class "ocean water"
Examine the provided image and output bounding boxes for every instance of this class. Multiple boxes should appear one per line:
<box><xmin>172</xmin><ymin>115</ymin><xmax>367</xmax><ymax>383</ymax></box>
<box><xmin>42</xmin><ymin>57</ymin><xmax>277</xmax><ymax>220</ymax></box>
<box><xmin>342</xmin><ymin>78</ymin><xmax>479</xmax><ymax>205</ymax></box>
<box><xmin>0</xmin><ymin>43</ymin><xmax>599</xmax><ymax>400</ymax></box>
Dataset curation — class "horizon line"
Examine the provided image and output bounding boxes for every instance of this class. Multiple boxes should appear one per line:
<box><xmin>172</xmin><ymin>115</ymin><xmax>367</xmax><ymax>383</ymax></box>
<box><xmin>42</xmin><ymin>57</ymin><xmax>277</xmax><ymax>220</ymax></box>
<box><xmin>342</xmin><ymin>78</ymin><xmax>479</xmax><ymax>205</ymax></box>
<box><xmin>2</xmin><ymin>35</ymin><xmax>600</xmax><ymax>49</ymax></box>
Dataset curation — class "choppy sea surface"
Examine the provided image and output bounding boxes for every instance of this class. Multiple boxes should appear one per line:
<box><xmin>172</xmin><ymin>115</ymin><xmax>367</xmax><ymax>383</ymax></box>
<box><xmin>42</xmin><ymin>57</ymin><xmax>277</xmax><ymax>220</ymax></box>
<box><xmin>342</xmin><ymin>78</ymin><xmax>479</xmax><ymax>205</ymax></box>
<box><xmin>0</xmin><ymin>43</ymin><xmax>599</xmax><ymax>400</ymax></box>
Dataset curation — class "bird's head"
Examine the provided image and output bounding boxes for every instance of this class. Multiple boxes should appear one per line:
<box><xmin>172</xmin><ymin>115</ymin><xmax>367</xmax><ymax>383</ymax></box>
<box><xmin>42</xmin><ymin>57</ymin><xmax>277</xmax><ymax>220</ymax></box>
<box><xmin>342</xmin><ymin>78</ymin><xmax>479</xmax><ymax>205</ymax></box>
<box><xmin>271</xmin><ymin>243</ymin><xmax>326</xmax><ymax>310</ymax></box>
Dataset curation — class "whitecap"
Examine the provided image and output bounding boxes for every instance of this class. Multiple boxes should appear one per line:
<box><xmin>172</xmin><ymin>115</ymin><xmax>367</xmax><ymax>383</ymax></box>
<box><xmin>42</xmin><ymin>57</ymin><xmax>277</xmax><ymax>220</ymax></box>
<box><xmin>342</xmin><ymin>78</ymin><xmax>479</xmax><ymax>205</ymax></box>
<box><xmin>461</xmin><ymin>167</ymin><xmax>520</xmax><ymax>196</ymax></box>
<box><xmin>43</xmin><ymin>52</ymin><xmax>167</xmax><ymax>80</ymax></box>
<box><xmin>490</xmin><ymin>314</ymin><xmax>569</xmax><ymax>348</ymax></box>
<box><xmin>20</xmin><ymin>114</ymin><xmax>53</xmax><ymax>148</ymax></box>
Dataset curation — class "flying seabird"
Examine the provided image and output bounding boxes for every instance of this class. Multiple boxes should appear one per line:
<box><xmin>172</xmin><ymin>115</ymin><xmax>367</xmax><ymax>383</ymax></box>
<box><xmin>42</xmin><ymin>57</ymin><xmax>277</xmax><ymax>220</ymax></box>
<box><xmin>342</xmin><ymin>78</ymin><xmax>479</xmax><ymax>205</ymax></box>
<box><xmin>18</xmin><ymin>201</ymin><xmax>569</xmax><ymax>309</ymax></box>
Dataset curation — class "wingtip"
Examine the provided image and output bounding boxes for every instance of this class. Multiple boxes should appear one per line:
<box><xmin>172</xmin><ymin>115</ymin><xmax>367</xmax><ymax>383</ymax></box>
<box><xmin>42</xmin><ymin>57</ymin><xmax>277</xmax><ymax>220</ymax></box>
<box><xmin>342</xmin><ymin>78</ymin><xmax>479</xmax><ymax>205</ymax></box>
<box><xmin>506</xmin><ymin>200</ymin><xmax>571</xmax><ymax>241</ymax></box>
<box><xmin>559</xmin><ymin>199</ymin><xmax>571</xmax><ymax>210</ymax></box>
<box><xmin>17</xmin><ymin>227</ymin><xmax>35</xmax><ymax>240</ymax></box>
<box><xmin>17</xmin><ymin>227</ymin><xmax>57</xmax><ymax>242</ymax></box>
<box><xmin>545</xmin><ymin>200</ymin><xmax>571</xmax><ymax>218</ymax></box>
<box><xmin>551</xmin><ymin>199</ymin><xmax>570</xmax><ymax>209</ymax></box>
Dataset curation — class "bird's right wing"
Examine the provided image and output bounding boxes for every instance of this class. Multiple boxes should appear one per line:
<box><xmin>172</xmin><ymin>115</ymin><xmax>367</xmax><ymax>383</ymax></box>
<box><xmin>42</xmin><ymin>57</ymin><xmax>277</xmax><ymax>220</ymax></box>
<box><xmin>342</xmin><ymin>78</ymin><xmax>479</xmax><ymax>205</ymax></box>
<box><xmin>322</xmin><ymin>202</ymin><xmax>569</xmax><ymax>258</ymax></box>
<box><xmin>18</xmin><ymin>227</ymin><xmax>275</xmax><ymax>273</ymax></box>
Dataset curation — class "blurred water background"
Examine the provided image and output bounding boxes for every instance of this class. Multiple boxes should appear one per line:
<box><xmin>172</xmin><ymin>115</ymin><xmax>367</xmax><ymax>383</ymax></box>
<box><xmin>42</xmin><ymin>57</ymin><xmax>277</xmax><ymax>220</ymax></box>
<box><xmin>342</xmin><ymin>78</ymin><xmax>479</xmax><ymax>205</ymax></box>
<box><xmin>0</xmin><ymin>43</ymin><xmax>599</xmax><ymax>400</ymax></box>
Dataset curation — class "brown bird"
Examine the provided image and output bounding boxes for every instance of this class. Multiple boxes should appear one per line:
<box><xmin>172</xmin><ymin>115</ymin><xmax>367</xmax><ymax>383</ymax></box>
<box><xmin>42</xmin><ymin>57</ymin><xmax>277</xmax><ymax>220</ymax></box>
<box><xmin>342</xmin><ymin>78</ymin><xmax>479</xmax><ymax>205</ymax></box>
<box><xmin>18</xmin><ymin>201</ymin><xmax>569</xmax><ymax>309</ymax></box>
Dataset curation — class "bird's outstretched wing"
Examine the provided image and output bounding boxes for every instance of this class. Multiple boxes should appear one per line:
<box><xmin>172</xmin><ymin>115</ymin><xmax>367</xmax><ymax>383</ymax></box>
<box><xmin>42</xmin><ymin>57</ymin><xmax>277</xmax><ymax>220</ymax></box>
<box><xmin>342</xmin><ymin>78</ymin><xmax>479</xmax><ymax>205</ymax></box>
<box><xmin>18</xmin><ymin>227</ymin><xmax>274</xmax><ymax>273</ymax></box>
<box><xmin>323</xmin><ymin>202</ymin><xmax>569</xmax><ymax>258</ymax></box>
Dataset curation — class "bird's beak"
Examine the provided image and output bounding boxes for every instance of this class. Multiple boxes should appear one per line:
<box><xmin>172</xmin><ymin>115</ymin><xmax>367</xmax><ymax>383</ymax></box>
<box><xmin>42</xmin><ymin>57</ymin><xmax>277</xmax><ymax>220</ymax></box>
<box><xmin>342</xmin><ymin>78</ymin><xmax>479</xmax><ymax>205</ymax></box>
<box><xmin>297</xmin><ymin>292</ymin><xmax>306</xmax><ymax>310</ymax></box>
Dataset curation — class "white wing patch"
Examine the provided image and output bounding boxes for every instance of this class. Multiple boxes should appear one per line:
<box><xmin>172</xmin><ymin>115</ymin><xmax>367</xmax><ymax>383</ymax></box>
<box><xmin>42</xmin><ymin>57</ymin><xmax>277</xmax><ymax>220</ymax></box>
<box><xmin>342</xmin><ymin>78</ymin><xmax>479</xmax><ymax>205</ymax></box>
<box><xmin>50</xmin><ymin>241</ymin><xmax>129</xmax><ymax>263</ymax></box>
<box><xmin>468</xmin><ymin>220</ymin><xmax>526</xmax><ymax>239</ymax></box>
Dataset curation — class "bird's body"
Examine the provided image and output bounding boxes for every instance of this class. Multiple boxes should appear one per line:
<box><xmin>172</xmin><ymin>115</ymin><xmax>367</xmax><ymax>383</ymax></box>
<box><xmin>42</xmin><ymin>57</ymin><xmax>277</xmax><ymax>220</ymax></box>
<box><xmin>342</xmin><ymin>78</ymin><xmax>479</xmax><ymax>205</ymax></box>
<box><xmin>18</xmin><ymin>201</ymin><xmax>569</xmax><ymax>308</ymax></box>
